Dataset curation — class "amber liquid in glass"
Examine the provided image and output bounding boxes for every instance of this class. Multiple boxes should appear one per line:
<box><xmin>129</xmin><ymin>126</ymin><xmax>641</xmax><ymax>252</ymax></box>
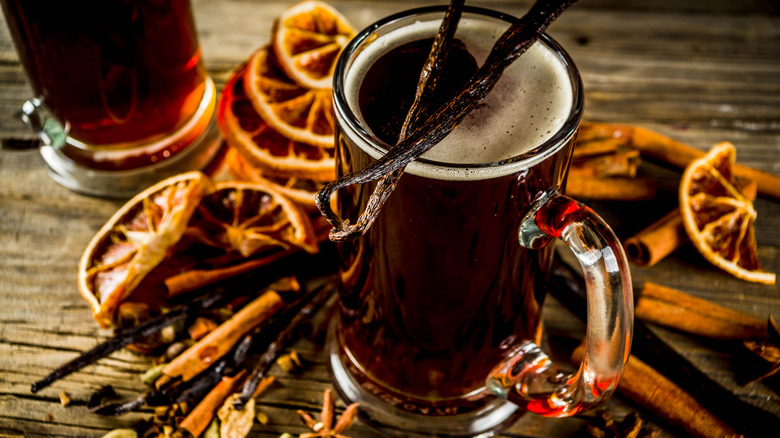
<box><xmin>335</xmin><ymin>37</ymin><xmax>574</xmax><ymax>414</ymax></box>
<box><xmin>1</xmin><ymin>0</ymin><xmax>208</xmax><ymax>168</ymax></box>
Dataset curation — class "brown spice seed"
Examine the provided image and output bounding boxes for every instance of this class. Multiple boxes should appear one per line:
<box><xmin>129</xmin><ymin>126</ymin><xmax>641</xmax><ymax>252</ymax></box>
<box><xmin>59</xmin><ymin>390</ymin><xmax>71</xmax><ymax>406</ymax></box>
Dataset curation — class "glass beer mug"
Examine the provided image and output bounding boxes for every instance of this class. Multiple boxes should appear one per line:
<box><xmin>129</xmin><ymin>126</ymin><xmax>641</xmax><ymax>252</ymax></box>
<box><xmin>1</xmin><ymin>0</ymin><xmax>221</xmax><ymax>197</ymax></box>
<box><xmin>326</xmin><ymin>6</ymin><xmax>633</xmax><ymax>437</ymax></box>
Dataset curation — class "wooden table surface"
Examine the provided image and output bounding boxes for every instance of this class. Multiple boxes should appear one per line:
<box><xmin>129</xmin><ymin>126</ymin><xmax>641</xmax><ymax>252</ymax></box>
<box><xmin>1</xmin><ymin>1</ymin><xmax>779</xmax><ymax>437</ymax></box>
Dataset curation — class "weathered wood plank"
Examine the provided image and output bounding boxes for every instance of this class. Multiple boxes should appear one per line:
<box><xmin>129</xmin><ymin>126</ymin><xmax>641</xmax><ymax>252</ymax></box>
<box><xmin>1</xmin><ymin>1</ymin><xmax>778</xmax><ymax>437</ymax></box>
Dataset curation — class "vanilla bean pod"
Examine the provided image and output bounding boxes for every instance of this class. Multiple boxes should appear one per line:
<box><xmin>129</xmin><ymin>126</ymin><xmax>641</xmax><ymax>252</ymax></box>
<box><xmin>88</xmin><ymin>335</ymin><xmax>253</xmax><ymax>416</ymax></box>
<box><xmin>316</xmin><ymin>0</ymin><xmax>577</xmax><ymax>239</ymax></box>
<box><xmin>549</xmin><ymin>256</ymin><xmax>780</xmax><ymax>436</ymax></box>
<box><xmin>30</xmin><ymin>291</ymin><xmax>226</xmax><ymax>393</ymax></box>
<box><xmin>400</xmin><ymin>0</ymin><xmax>465</xmax><ymax>141</ymax></box>
<box><xmin>328</xmin><ymin>0</ymin><xmax>465</xmax><ymax>241</ymax></box>
<box><xmin>234</xmin><ymin>278</ymin><xmax>338</xmax><ymax>409</ymax></box>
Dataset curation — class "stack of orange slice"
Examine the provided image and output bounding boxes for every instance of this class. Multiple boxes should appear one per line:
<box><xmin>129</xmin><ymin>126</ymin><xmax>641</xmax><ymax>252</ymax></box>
<box><xmin>79</xmin><ymin>172</ymin><xmax>321</xmax><ymax>327</ymax></box>
<box><xmin>216</xmin><ymin>1</ymin><xmax>355</xmax><ymax>212</ymax></box>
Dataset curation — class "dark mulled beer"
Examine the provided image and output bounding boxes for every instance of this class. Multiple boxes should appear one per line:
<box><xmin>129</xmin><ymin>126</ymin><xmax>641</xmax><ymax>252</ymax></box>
<box><xmin>2</xmin><ymin>0</ymin><xmax>207</xmax><ymax>148</ymax></box>
<box><xmin>328</xmin><ymin>7</ymin><xmax>632</xmax><ymax>437</ymax></box>
<box><xmin>1</xmin><ymin>0</ymin><xmax>215</xmax><ymax>173</ymax></box>
<box><xmin>333</xmin><ymin>9</ymin><xmax>574</xmax><ymax>412</ymax></box>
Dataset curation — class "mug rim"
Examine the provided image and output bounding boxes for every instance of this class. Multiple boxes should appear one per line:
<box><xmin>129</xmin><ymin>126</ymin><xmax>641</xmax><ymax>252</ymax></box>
<box><xmin>332</xmin><ymin>5</ymin><xmax>584</xmax><ymax>178</ymax></box>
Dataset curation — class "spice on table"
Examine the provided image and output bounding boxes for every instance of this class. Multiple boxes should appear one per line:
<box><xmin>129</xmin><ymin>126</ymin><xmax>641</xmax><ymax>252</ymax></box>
<box><xmin>178</xmin><ymin>370</ymin><xmax>247</xmax><ymax>437</ymax></box>
<box><xmin>550</xmin><ymin>259</ymin><xmax>780</xmax><ymax>436</ymax></box>
<box><xmin>297</xmin><ymin>389</ymin><xmax>359</xmax><ymax>438</ymax></box>
<box><xmin>572</xmin><ymin>345</ymin><xmax>739</xmax><ymax>438</ymax></box>
<box><xmin>571</xmin><ymin>142</ymin><xmax>641</xmax><ymax>178</ymax></box>
<box><xmin>164</xmin><ymin>250</ymin><xmax>291</xmax><ymax>298</ymax></box>
<box><xmin>30</xmin><ymin>291</ymin><xmax>215</xmax><ymax>393</ymax></box>
<box><xmin>218</xmin><ymin>393</ymin><xmax>256</xmax><ymax>438</ymax></box>
<box><xmin>236</xmin><ymin>279</ymin><xmax>337</xmax><ymax>408</ymax></box>
<box><xmin>638</xmin><ymin>282</ymin><xmax>780</xmax><ymax>384</ymax></box>
<box><xmin>743</xmin><ymin>318</ymin><xmax>780</xmax><ymax>384</ymax></box>
<box><xmin>59</xmin><ymin>390</ymin><xmax>71</xmax><ymax>406</ymax></box>
<box><xmin>624</xmin><ymin>209</ymin><xmax>686</xmax><ymax>267</ymax></box>
<box><xmin>276</xmin><ymin>350</ymin><xmax>305</xmax><ymax>374</ymax></box>
<box><xmin>188</xmin><ymin>316</ymin><xmax>218</xmax><ymax>341</ymax></box>
<box><xmin>157</xmin><ymin>289</ymin><xmax>285</xmax><ymax>386</ymax></box>
<box><xmin>624</xmin><ymin>175</ymin><xmax>756</xmax><ymax>267</ymax></box>
<box><xmin>101</xmin><ymin>429</ymin><xmax>138</xmax><ymax>438</ymax></box>
<box><xmin>634</xmin><ymin>282</ymin><xmax>768</xmax><ymax>341</ymax></box>
<box><xmin>566</xmin><ymin>176</ymin><xmax>656</xmax><ymax>201</ymax></box>
<box><xmin>578</xmin><ymin>122</ymin><xmax>780</xmax><ymax>200</ymax></box>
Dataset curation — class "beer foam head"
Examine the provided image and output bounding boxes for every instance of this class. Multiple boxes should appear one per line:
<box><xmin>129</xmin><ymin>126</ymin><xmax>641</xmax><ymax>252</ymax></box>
<box><xmin>341</xmin><ymin>13</ymin><xmax>577</xmax><ymax>180</ymax></box>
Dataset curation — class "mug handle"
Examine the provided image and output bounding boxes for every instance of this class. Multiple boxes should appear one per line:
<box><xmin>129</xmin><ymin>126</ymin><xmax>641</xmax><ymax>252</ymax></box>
<box><xmin>486</xmin><ymin>191</ymin><xmax>633</xmax><ymax>416</ymax></box>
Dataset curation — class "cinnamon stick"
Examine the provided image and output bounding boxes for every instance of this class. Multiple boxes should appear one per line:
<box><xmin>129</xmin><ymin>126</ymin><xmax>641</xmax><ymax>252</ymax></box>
<box><xmin>624</xmin><ymin>210</ymin><xmax>686</xmax><ymax>267</ymax></box>
<box><xmin>576</xmin><ymin>345</ymin><xmax>739</xmax><ymax>438</ymax></box>
<box><xmin>235</xmin><ymin>278</ymin><xmax>337</xmax><ymax>409</ymax></box>
<box><xmin>178</xmin><ymin>370</ymin><xmax>247</xmax><ymax>437</ymax></box>
<box><xmin>165</xmin><ymin>250</ymin><xmax>291</xmax><ymax>298</ymax></box>
<box><xmin>635</xmin><ymin>282</ymin><xmax>768</xmax><ymax>341</ymax></box>
<box><xmin>159</xmin><ymin>290</ymin><xmax>284</xmax><ymax>385</ymax></box>
<box><xmin>550</xmin><ymin>259</ymin><xmax>780</xmax><ymax>436</ymax></box>
<box><xmin>572</xmin><ymin>136</ymin><xmax>629</xmax><ymax>157</ymax></box>
<box><xmin>566</xmin><ymin>176</ymin><xmax>656</xmax><ymax>201</ymax></box>
<box><xmin>580</xmin><ymin>122</ymin><xmax>780</xmax><ymax>200</ymax></box>
<box><xmin>570</xmin><ymin>149</ymin><xmax>641</xmax><ymax>178</ymax></box>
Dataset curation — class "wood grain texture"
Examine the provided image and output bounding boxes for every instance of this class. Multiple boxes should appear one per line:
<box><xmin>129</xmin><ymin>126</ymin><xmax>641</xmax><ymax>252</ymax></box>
<box><xmin>1</xmin><ymin>1</ymin><xmax>778</xmax><ymax>437</ymax></box>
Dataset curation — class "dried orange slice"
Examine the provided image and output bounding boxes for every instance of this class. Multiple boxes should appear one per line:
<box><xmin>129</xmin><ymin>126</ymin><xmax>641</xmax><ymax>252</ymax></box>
<box><xmin>224</xmin><ymin>145</ymin><xmax>324</xmax><ymax>212</ymax></box>
<box><xmin>79</xmin><ymin>172</ymin><xmax>214</xmax><ymax>327</ymax></box>
<box><xmin>245</xmin><ymin>47</ymin><xmax>335</xmax><ymax>149</ymax></box>
<box><xmin>272</xmin><ymin>0</ymin><xmax>355</xmax><ymax>89</ymax></box>
<box><xmin>679</xmin><ymin>142</ymin><xmax>775</xmax><ymax>284</ymax></box>
<box><xmin>186</xmin><ymin>180</ymin><xmax>319</xmax><ymax>258</ymax></box>
<box><xmin>218</xmin><ymin>61</ymin><xmax>336</xmax><ymax>180</ymax></box>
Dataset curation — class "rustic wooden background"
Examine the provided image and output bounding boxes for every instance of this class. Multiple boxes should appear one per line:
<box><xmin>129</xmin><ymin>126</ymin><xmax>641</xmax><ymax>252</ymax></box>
<box><xmin>1</xmin><ymin>1</ymin><xmax>778</xmax><ymax>437</ymax></box>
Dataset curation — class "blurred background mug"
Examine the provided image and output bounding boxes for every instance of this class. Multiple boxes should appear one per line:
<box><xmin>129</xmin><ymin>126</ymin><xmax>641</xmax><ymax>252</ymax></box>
<box><xmin>1</xmin><ymin>0</ymin><xmax>221</xmax><ymax>197</ymax></box>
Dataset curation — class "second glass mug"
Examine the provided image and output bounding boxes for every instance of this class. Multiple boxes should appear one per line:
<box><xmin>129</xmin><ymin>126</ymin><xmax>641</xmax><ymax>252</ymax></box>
<box><xmin>327</xmin><ymin>6</ymin><xmax>633</xmax><ymax>437</ymax></box>
<box><xmin>1</xmin><ymin>0</ymin><xmax>221</xmax><ymax>197</ymax></box>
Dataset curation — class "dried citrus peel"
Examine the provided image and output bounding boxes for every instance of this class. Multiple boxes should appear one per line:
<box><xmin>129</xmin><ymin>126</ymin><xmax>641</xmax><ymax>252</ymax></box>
<box><xmin>272</xmin><ymin>0</ymin><xmax>356</xmax><ymax>89</ymax></box>
<box><xmin>79</xmin><ymin>171</ymin><xmax>214</xmax><ymax>328</ymax></box>
<box><xmin>187</xmin><ymin>181</ymin><xmax>318</xmax><ymax>257</ymax></box>
<box><xmin>679</xmin><ymin>142</ymin><xmax>775</xmax><ymax>284</ymax></box>
<box><xmin>218</xmin><ymin>60</ymin><xmax>336</xmax><ymax>180</ymax></box>
<box><xmin>245</xmin><ymin>47</ymin><xmax>336</xmax><ymax>149</ymax></box>
<box><xmin>79</xmin><ymin>172</ymin><xmax>319</xmax><ymax>328</ymax></box>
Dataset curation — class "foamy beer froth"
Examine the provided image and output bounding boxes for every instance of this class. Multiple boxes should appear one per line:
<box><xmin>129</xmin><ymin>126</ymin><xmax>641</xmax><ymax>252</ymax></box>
<box><xmin>342</xmin><ymin>16</ymin><xmax>575</xmax><ymax>180</ymax></box>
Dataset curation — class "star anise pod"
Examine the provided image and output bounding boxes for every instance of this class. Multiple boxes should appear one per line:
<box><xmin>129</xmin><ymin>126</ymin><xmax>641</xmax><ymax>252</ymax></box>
<box><xmin>297</xmin><ymin>389</ymin><xmax>359</xmax><ymax>438</ymax></box>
